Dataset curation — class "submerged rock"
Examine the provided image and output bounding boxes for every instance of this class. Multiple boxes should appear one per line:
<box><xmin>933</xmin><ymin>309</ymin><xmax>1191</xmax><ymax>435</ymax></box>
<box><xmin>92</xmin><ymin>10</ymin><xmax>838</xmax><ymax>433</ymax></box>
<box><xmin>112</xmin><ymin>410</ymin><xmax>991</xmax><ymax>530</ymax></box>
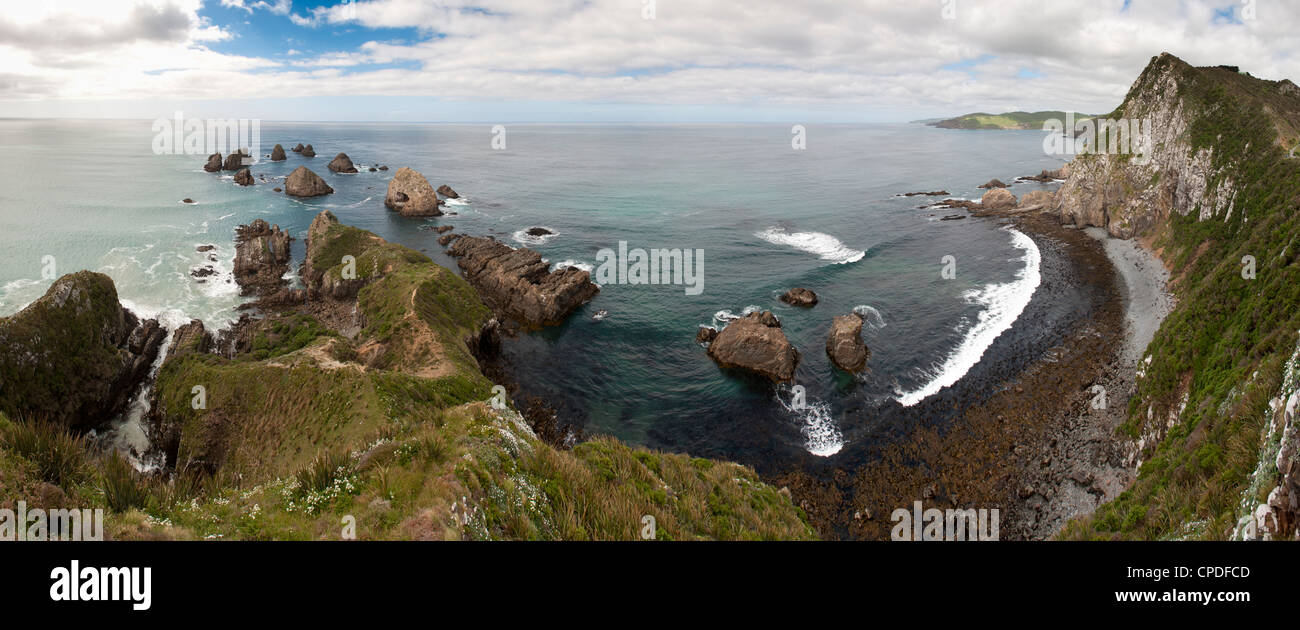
<box><xmin>525</xmin><ymin>227</ymin><xmax>553</xmax><ymax>237</ymax></box>
<box><xmin>978</xmin><ymin>178</ymin><xmax>1007</xmax><ymax>189</ymax></box>
<box><xmin>706</xmin><ymin>311</ymin><xmax>798</xmax><ymax>382</ymax></box>
<box><xmin>384</xmin><ymin>167</ymin><xmax>443</xmax><ymax>217</ymax></box>
<box><xmin>284</xmin><ymin>166</ymin><xmax>334</xmax><ymax>197</ymax></box>
<box><xmin>826</xmin><ymin>313</ymin><xmax>869</xmax><ymax>373</ymax></box>
<box><xmin>0</xmin><ymin>271</ymin><xmax>164</xmax><ymax>431</ymax></box>
<box><xmin>328</xmin><ymin>152</ymin><xmax>358</xmax><ymax>174</ymax></box>
<box><xmin>446</xmin><ymin>235</ymin><xmax>598</xmax><ymax>326</ymax></box>
<box><xmin>779</xmin><ymin>287</ymin><xmax>818</xmax><ymax>307</ymax></box>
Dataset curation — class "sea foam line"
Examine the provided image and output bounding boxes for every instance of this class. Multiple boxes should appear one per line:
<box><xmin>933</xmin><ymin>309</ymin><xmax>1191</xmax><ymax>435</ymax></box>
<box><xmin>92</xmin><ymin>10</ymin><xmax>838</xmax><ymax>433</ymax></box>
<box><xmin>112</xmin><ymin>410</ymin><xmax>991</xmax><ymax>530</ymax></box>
<box><xmin>756</xmin><ymin>227</ymin><xmax>865</xmax><ymax>264</ymax></box>
<box><xmin>895</xmin><ymin>227</ymin><xmax>1042</xmax><ymax>407</ymax></box>
<box><xmin>777</xmin><ymin>388</ymin><xmax>844</xmax><ymax>457</ymax></box>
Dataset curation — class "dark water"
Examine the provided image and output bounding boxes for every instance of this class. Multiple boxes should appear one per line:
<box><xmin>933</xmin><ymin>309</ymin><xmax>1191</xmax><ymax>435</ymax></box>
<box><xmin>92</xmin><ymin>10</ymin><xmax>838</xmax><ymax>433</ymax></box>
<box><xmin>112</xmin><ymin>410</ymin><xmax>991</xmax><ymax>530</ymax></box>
<box><xmin>0</xmin><ymin>120</ymin><xmax>1077</xmax><ymax>474</ymax></box>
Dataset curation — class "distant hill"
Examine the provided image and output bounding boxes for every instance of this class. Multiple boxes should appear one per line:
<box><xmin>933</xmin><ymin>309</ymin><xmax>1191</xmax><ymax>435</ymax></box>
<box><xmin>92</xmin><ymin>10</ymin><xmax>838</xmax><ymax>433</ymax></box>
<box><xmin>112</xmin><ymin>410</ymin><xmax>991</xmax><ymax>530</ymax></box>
<box><xmin>929</xmin><ymin>110</ymin><xmax>1094</xmax><ymax>130</ymax></box>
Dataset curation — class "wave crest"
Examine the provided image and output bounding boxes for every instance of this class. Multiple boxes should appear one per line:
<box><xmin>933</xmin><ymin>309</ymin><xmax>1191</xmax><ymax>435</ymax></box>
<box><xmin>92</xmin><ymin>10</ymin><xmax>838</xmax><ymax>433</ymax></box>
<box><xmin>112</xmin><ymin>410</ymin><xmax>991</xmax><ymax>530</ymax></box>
<box><xmin>756</xmin><ymin>227</ymin><xmax>865</xmax><ymax>264</ymax></box>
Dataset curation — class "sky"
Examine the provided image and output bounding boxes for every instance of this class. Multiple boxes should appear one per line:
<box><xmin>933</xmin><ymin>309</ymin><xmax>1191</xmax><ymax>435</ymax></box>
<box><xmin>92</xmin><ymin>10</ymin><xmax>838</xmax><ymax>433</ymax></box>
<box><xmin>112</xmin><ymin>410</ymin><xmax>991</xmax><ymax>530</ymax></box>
<box><xmin>0</xmin><ymin>0</ymin><xmax>1296</xmax><ymax>122</ymax></box>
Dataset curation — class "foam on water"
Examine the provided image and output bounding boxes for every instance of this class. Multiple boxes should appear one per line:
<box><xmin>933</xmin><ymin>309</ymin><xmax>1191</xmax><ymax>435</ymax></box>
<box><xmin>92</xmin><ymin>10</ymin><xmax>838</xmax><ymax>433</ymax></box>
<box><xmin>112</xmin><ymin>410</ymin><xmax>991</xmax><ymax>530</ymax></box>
<box><xmin>852</xmin><ymin>304</ymin><xmax>886</xmax><ymax>330</ymax></box>
<box><xmin>712</xmin><ymin>305</ymin><xmax>762</xmax><ymax>328</ymax></box>
<box><xmin>550</xmin><ymin>259</ymin><xmax>593</xmax><ymax>273</ymax></box>
<box><xmin>512</xmin><ymin>227</ymin><xmax>559</xmax><ymax>246</ymax></box>
<box><xmin>895</xmin><ymin>227</ymin><xmax>1042</xmax><ymax>406</ymax></box>
<box><xmin>777</xmin><ymin>388</ymin><xmax>844</xmax><ymax>457</ymax></box>
<box><xmin>756</xmin><ymin>227</ymin><xmax>865</xmax><ymax>264</ymax></box>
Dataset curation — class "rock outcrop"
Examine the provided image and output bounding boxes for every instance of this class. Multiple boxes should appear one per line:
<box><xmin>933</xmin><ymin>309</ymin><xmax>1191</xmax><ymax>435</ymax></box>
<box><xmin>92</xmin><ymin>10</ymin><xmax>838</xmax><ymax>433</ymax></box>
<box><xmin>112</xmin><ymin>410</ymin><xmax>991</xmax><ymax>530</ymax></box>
<box><xmin>0</xmin><ymin>271</ymin><xmax>164</xmax><ymax>431</ymax></box>
<box><xmin>978</xmin><ymin>179</ymin><xmax>1007</xmax><ymax>189</ymax></box>
<box><xmin>233</xmin><ymin>219</ymin><xmax>292</xmax><ymax>296</ymax></box>
<box><xmin>826</xmin><ymin>313</ymin><xmax>869</xmax><ymax>373</ymax></box>
<box><xmin>445</xmin><ymin>236</ymin><xmax>598</xmax><ymax>326</ymax></box>
<box><xmin>167</xmin><ymin>319</ymin><xmax>212</xmax><ymax>360</ymax></box>
<box><xmin>705</xmin><ymin>311</ymin><xmax>798</xmax><ymax>382</ymax></box>
<box><xmin>234</xmin><ymin>168</ymin><xmax>253</xmax><ymax>186</ymax></box>
<box><xmin>284</xmin><ymin>166</ymin><xmax>334</xmax><ymax>197</ymax></box>
<box><xmin>779</xmin><ymin>287</ymin><xmax>818</xmax><ymax>307</ymax></box>
<box><xmin>980</xmin><ymin>188</ymin><xmax>1017</xmax><ymax>211</ymax></box>
<box><xmin>384</xmin><ymin>167</ymin><xmax>443</xmax><ymax>217</ymax></box>
<box><xmin>203</xmin><ymin>153</ymin><xmax>222</xmax><ymax>172</ymax></box>
<box><xmin>328</xmin><ymin>152</ymin><xmax>358</xmax><ymax>174</ymax></box>
<box><xmin>1017</xmin><ymin>189</ymin><xmax>1056</xmax><ymax>210</ymax></box>
<box><xmin>222</xmin><ymin>150</ymin><xmax>249</xmax><ymax>171</ymax></box>
<box><xmin>437</xmin><ymin>184</ymin><xmax>459</xmax><ymax>199</ymax></box>
<box><xmin>270</xmin><ymin>144</ymin><xmax>286</xmax><ymax>161</ymax></box>
<box><xmin>301</xmin><ymin>144</ymin><xmax>316</xmax><ymax>158</ymax></box>
<box><xmin>292</xmin><ymin>143</ymin><xmax>305</xmax><ymax>153</ymax></box>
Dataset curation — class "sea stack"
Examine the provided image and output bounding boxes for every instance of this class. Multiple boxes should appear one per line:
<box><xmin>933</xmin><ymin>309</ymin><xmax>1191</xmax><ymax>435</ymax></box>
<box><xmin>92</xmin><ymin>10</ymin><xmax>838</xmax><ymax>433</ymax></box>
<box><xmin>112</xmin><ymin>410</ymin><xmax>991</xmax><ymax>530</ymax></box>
<box><xmin>223</xmin><ymin>150</ymin><xmax>249</xmax><ymax>171</ymax></box>
<box><xmin>203</xmin><ymin>152</ymin><xmax>222</xmax><ymax>172</ymax></box>
<box><xmin>705</xmin><ymin>311</ymin><xmax>799</xmax><ymax>382</ymax></box>
<box><xmin>292</xmin><ymin>143</ymin><xmax>305</xmax><ymax>153</ymax></box>
<box><xmin>233</xmin><ymin>219</ymin><xmax>292</xmax><ymax>296</ymax></box>
<box><xmin>301</xmin><ymin>144</ymin><xmax>316</xmax><ymax>158</ymax></box>
<box><xmin>328</xmin><ymin>152</ymin><xmax>358</xmax><ymax>173</ymax></box>
<box><xmin>384</xmin><ymin>167</ymin><xmax>442</xmax><ymax>217</ymax></box>
<box><xmin>445</xmin><ymin>235</ymin><xmax>598</xmax><ymax>326</ymax></box>
<box><xmin>826</xmin><ymin>313</ymin><xmax>869</xmax><ymax>373</ymax></box>
<box><xmin>284</xmin><ymin>166</ymin><xmax>334</xmax><ymax>197</ymax></box>
<box><xmin>437</xmin><ymin>184</ymin><xmax>459</xmax><ymax>199</ymax></box>
<box><xmin>234</xmin><ymin>168</ymin><xmax>253</xmax><ymax>186</ymax></box>
<box><xmin>270</xmin><ymin>144</ymin><xmax>287</xmax><ymax>161</ymax></box>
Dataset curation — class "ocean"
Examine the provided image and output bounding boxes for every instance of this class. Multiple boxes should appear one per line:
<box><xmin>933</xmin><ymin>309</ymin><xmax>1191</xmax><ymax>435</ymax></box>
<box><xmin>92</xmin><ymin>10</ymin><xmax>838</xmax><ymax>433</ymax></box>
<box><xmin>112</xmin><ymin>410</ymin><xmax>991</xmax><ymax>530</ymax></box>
<box><xmin>0</xmin><ymin>119</ymin><xmax>1073</xmax><ymax>475</ymax></box>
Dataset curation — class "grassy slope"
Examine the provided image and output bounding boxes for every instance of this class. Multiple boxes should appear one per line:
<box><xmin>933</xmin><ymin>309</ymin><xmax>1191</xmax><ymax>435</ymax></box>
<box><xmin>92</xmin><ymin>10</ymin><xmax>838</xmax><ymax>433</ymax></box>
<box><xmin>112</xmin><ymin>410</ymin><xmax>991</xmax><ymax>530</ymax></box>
<box><xmin>1061</xmin><ymin>57</ymin><xmax>1300</xmax><ymax>539</ymax></box>
<box><xmin>0</xmin><ymin>221</ymin><xmax>814</xmax><ymax>541</ymax></box>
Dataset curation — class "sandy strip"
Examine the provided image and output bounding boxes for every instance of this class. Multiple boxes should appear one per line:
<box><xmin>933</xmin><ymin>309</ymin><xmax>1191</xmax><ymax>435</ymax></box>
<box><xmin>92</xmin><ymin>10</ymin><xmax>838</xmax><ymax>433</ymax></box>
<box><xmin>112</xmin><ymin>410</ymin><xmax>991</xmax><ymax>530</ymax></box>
<box><xmin>1084</xmin><ymin>227</ymin><xmax>1174</xmax><ymax>365</ymax></box>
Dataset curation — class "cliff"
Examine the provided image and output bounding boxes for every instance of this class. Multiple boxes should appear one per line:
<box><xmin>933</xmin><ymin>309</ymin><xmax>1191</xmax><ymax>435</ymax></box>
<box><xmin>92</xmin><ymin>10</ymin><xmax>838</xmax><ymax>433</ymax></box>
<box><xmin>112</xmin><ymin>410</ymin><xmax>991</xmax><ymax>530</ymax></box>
<box><xmin>1059</xmin><ymin>54</ymin><xmax>1300</xmax><ymax>540</ymax></box>
<box><xmin>1</xmin><ymin>215</ymin><xmax>812</xmax><ymax>541</ymax></box>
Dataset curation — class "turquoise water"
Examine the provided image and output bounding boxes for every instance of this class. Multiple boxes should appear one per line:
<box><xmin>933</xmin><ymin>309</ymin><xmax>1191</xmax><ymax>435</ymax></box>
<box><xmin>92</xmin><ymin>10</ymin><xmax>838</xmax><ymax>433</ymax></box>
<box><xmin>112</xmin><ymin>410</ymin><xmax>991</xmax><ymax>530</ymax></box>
<box><xmin>0</xmin><ymin>119</ymin><xmax>1070</xmax><ymax>471</ymax></box>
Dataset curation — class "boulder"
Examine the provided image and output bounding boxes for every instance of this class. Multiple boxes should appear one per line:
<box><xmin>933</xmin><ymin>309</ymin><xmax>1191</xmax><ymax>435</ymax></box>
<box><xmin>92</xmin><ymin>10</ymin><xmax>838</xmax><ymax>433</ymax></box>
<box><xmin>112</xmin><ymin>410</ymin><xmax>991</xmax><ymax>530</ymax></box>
<box><xmin>203</xmin><ymin>153</ymin><xmax>222</xmax><ymax>172</ymax></box>
<box><xmin>705</xmin><ymin>311</ymin><xmax>798</xmax><ymax>382</ymax></box>
<box><xmin>437</xmin><ymin>184</ymin><xmax>459</xmax><ymax>199</ymax></box>
<box><xmin>980</xmin><ymin>188</ymin><xmax>1017</xmax><ymax>211</ymax></box>
<box><xmin>222</xmin><ymin>150</ymin><xmax>249</xmax><ymax>171</ymax></box>
<box><xmin>978</xmin><ymin>178</ymin><xmax>1007</xmax><ymax>189</ymax></box>
<box><xmin>301</xmin><ymin>144</ymin><xmax>316</xmax><ymax>158</ymax></box>
<box><xmin>437</xmin><ymin>233</ymin><xmax>461</xmax><ymax>246</ymax></box>
<box><xmin>525</xmin><ymin>227</ymin><xmax>553</xmax><ymax>237</ymax></box>
<box><xmin>779</xmin><ymin>287</ymin><xmax>818</xmax><ymax>307</ymax></box>
<box><xmin>826</xmin><ymin>313</ymin><xmax>869</xmax><ymax>373</ymax></box>
<box><xmin>270</xmin><ymin>144</ymin><xmax>286</xmax><ymax>161</ymax></box>
<box><xmin>695</xmin><ymin>326</ymin><xmax>718</xmax><ymax>345</ymax></box>
<box><xmin>445</xmin><ymin>236</ymin><xmax>599</xmax><ymax>326</ymax></box>
<box><xmin>233</xmin><ymin>219</ymin><xmax>292</xmax><ymax>296</ymax></box>
<box><xmin>284</xmin><ymin>166</ymin><xmax>334</xmax><ymax>197</ymax></box>
<box><xmin>234</xmin><ymin>168</ymin><xmax>253</xmax><ymax>186</ymax></box>
<box><xmin>384</xmin><ymin>167</ymin><xmax>443</xmax><ymax>217</ymax></box>
<box><xmin>0</xmin><ymin>271</ymin><xmax>164</xmax><ymax>431</ymax></box>
<box><xmin>328</xmin><ymin>152</ymin><xmax>358</xmax><ymax>174</ymax></box>
<box><xmin>378</xmin><ymin>165</ymin><xmax>389</xmax><ymax>171</ymax></box>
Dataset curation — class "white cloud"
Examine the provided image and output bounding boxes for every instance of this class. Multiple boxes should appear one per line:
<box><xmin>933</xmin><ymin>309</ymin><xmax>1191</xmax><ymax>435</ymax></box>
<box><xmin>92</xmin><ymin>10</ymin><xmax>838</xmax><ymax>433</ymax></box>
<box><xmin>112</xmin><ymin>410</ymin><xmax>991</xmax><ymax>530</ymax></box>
<box><xmin>1</xmin><ymin>0</ymin><xmax>1298</xmax><ymax>119</ymax></box>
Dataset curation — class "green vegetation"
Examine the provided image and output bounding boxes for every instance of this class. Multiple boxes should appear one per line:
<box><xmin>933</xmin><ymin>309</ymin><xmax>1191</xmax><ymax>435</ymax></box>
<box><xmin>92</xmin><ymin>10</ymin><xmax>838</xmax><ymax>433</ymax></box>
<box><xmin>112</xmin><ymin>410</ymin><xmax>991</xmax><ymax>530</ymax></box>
<box><xmin>0</xmin><ymin>219</ymin><xmax>814</xmax><ymax>541</ymax></box>
<box><xmin>1062</xmin><ymin>55</ymin><xmax>1300</xmax><ymax>540</ymax></box>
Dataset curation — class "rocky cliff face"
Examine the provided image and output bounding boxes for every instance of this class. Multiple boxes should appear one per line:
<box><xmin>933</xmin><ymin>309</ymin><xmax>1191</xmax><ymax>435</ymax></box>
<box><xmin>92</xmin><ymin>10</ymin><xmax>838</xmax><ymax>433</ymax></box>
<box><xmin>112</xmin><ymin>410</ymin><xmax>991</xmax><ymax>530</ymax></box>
<box><xmin>0</xmin><ymin>271</ymin><xmax>164</xmax><ymax>431</ymax></box>
<box><xmin>1060</xmin><ymin>54</ymin><xmax>1300</xmax><ymax>540</ymax></box>
<box><xmin>1055</xmin><ymin>53</ymin><xmax>1300</xmax><ymax>238</ymax></box>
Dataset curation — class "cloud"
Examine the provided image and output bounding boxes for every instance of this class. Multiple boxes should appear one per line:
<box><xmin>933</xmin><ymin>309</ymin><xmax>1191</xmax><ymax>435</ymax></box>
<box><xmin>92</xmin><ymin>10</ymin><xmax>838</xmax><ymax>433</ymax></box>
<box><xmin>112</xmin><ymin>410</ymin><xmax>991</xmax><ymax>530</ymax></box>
<box><xmin>1</xmin><ymin>0</ymin><xmax>1298</xmax><ymax>119</ymax></box>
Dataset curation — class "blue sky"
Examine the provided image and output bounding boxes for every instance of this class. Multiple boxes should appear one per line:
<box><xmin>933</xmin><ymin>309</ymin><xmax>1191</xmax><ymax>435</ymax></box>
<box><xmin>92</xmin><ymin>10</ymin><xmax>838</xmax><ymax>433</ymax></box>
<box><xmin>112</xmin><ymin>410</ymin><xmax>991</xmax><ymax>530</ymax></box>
<box><xmin>0</xmin><ymin>0</ymin><xmax>1293</xmax><ymax>122</ymax></box>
